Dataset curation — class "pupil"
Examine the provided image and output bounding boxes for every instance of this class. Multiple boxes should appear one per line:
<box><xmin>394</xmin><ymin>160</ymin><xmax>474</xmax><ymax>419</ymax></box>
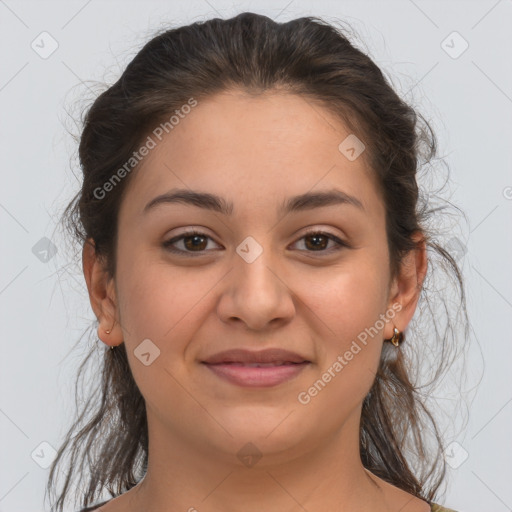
<box><xmin>185</xmin><ymin>235</ymin><xmax>206</xmax><ymax>250</ymax></box>
<box><xmin>307</xmin><ymin>234</ymin><xmax>327</xmax><ymax>250</ymax></box>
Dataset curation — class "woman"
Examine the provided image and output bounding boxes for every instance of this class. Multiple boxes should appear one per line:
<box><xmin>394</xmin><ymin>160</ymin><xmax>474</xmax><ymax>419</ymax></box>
<box><xmin>47</xmin><ymin>12</ymin><xmax>466</xmax><ymax>512</ymax></box>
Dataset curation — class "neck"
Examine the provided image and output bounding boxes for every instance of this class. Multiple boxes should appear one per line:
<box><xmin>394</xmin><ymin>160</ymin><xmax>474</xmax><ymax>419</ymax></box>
<box><xmin>126</xmin><ymin>406</ymin><xmax>390</xmax><ymax>512</ymax></box>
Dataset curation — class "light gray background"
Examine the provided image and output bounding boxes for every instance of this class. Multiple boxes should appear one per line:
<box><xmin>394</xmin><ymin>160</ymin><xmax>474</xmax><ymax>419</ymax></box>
<box><xmin>1</xmin><ymin>1</ymin><xmax>511</xmax><ymax>511</ymax></box>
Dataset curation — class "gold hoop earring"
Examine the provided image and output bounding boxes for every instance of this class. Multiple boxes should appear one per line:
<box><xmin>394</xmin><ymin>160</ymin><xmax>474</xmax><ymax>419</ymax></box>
<box><xmin>386</xmin><ymin>326</ymin><xmax>404</xmax><ymax>347</ymax></box>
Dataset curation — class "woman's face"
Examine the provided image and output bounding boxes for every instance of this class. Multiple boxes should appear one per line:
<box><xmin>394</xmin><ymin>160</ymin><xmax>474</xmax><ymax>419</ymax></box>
<box><xmin>93</xmin><ymin>90</ymin><xmax>414</xmax><ymax>465</ymax></box>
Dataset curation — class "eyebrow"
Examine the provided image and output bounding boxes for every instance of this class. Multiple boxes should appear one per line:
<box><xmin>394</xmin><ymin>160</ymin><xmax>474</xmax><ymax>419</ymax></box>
<box><xmin>142</xmin><ymin>188</ymin><xmax>365</xmax><ymax>216</ymax></box>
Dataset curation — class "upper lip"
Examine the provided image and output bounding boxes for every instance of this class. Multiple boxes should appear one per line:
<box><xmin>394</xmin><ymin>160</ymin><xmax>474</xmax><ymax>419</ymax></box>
<box><xmin>202</xmin><ymin>348</ymin><xmax>310</xmax><ymax>365</ymax></box>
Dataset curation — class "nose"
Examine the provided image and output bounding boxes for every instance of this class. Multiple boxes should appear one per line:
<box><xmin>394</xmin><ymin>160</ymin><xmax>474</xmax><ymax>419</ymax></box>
<box><xmin>216</xmin><ymin>248</ymin><xmax>296</xmax><ymax>332</ymax></box>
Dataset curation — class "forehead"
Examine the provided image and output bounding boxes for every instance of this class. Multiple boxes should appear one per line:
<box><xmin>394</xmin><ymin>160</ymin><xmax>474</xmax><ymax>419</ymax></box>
<box><xmin>119</xmin><ymin>89</ymin><xmax>384</xmax><ymax>222</ymax></box>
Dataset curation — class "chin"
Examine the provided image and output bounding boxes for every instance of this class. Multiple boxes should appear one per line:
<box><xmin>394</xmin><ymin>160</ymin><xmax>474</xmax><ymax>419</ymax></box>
<box><xmin>208</xmin><ymin>407</ymin><xmax>312</xmax><ymax>458</ymax></box>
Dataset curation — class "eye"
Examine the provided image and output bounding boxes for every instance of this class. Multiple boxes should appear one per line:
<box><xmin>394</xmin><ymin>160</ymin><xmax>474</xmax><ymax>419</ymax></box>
<box><xmin>290</xmin><ymin>229</ymin><xmax>349</xmax><ymax>254</ymax></box>
<box><xmin>162</xmin><ymin>230</ymin><xmax>221</xmax><ymax>256</ymax></box>
<box><xmin>162</xmin><ymin>229</ymin><xmax>349</xmax><ymax>256</ymax></box>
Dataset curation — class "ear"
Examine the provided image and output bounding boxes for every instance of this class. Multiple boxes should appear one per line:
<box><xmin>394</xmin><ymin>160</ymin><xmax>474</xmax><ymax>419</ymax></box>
<box><xmin>384</xmin><ymin>231</ymin><xmax>428</xmax><ymax>340</ymax></box>
<box><xmin>82</xmin><ymin>238</ymin><xmax>123</xmax><ymax>348</ymax></box>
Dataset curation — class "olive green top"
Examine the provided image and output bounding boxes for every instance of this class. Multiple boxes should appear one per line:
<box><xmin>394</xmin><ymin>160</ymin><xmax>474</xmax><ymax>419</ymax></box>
<box><xmin>431</xmin><ymin>504</ymin><xmax>458</xmax><ymax>512</ymax></box>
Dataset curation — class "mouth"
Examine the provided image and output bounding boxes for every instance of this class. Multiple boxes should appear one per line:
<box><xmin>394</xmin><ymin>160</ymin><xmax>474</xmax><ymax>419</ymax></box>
<box><xmin>201</xmin><ymin>349</ymin><xmax>312</xmax><ymax>387</ymax></box>
<box><xmin>202</xmin><ymin>361</ymin><xmax>311</xmax><ymax>387</ymax></box>
<box><xmin>211</xmin><ymin>361</ymin><xmax>305</xmax><ymax>367</ymax></box>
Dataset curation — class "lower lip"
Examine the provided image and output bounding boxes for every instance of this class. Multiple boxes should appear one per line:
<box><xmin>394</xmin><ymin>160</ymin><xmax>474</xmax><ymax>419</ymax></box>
<box><xmin>202</xmin><ymin>362</ymin><xmax>310</xmax><ymax>387</ymax></box>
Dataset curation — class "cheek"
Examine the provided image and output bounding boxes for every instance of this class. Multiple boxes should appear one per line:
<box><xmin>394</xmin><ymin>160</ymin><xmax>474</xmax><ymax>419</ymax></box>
<box><xmin>114</xmin><ymin>250</ymin><xmax>186</xmax><ymax>359</ymax></box>
<box><xmin>295</xmin><ymin>259</ymin><xmax>387</xmax><ymax>393</ymax></box>
<box><xmin>114</xmin><ymin>259</ymin><xmax>203</xmax><ymax>407</ymax></box>
<box><xmin>115</xmin><ymin>252</ymin><xmax>219</xmax><ymax>367</ymax></box>
<box><xmin>301</xmin><ymin>260</ymin><xmax>388</xmax><ymax>340</ymax></box>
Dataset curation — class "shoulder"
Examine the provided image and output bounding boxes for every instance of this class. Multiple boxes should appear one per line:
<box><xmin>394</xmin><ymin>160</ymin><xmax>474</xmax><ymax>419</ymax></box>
<box><xmin>430</xmin><ymin>503</ymin><xmax>459</xmax><ymax>512</ymax></box>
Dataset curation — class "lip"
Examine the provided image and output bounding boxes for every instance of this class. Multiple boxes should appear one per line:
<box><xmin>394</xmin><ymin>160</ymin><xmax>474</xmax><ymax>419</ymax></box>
<box><xmin>201</xmin><ymin>348</ymin><xmax>312</xmax><ymax>388</ymax></box>
<box><xmin>202</xmin><ymin>348</ymin><xmax>310</xmax><ymax>365</ymax></box>
<box><xmin>203</xmin><ymin>361</ymin><xmax>311</xmax><ymax>387</ymax></box>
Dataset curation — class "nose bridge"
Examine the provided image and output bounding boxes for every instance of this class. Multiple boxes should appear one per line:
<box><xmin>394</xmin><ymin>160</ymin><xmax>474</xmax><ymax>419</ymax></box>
<box><xmin>234</xmin><ymin>233</ymin><xmax>283</xmax><ymax>296</ymax></box>
<box><xmin>218</xmin><ymin>233</ymin><xmax>294</xmax><ymax>329</ymax></box>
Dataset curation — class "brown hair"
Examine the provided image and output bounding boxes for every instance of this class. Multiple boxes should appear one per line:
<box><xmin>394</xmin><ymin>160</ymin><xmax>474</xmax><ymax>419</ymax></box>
<box><xmin>47</xmin><ymin>12</ymin><xmax>468</xmax><ymax>511</ymax></box>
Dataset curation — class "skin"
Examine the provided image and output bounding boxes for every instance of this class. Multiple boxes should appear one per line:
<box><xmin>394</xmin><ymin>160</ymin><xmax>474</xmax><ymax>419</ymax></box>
<box><xmin>83</xmin><ymin>89</ymin><xmax>429</xmax><ymax>512</ymax></box>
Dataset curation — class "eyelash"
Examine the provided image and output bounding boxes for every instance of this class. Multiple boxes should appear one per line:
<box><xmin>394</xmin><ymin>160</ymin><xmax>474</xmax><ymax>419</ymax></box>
<box><xmin>162</xmin><ymin>229</ymin><xmax>349</xmax><ymax>257</ymax></box>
